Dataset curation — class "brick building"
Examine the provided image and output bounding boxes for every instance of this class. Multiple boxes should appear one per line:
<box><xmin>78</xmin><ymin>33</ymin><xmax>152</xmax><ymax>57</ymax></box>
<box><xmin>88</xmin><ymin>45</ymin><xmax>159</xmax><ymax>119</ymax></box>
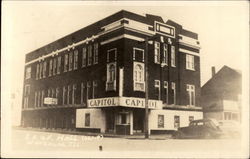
<box><xmin>22</xmin><ymin>10</ymin><xmax>202</xmax><ymax>135</ymax></box>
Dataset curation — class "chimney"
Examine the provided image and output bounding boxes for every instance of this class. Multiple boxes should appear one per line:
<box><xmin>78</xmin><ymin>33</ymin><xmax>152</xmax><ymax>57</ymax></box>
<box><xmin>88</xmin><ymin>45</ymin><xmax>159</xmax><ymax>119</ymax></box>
<box><xmin>211</xmin><ymin>66</ymin><xmax>216</xmax><ymax>77</ymax></box>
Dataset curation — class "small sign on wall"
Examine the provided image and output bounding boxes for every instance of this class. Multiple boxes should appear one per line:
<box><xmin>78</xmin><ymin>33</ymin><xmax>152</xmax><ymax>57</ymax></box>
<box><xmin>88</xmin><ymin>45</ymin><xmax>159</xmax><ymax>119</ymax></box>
<box><xmin>44</xmin><ymin>97</ymin><xmax>58</xmax><ymax>105</ymax></box>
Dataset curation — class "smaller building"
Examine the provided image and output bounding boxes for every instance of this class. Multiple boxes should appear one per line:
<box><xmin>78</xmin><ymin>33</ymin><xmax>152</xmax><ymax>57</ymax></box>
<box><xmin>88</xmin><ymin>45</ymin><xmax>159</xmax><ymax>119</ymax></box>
<box><xmin>201</xmin><ymin>66</ymin><xmax>242</xmax><ymax>122</ymax></box>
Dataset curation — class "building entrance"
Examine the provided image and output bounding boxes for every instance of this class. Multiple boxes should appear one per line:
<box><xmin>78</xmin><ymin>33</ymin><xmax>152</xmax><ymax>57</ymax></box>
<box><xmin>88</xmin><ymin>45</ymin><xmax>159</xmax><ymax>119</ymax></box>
<box><xmin>133</xmin><ymin>109</ymin><xmax>144</xmax><ymax>133</ymax></box>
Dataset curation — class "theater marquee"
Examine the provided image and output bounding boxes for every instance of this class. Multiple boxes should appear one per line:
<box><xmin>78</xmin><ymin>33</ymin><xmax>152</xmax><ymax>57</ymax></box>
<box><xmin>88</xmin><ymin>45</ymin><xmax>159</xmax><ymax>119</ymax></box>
<box><xmin>88</xmin><ymin>97</ymin><xmax>162</xmax><ymax>109</ymax></box>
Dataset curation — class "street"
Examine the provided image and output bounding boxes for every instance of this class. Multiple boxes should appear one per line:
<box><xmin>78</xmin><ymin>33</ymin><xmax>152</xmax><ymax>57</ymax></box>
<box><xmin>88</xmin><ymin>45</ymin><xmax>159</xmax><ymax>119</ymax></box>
<box><xmin>7</xmin><ymin>129</ymin><xmax>247</xmax><ymax>158</ymax></box>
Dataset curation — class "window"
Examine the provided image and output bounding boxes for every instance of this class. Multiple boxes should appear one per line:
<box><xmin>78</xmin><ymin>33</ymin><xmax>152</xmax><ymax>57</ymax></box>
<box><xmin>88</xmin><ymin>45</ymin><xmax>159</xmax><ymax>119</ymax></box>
<box><xmin>36</xmin><ymin>64</ymin><xmax>39</xmax><ymax>80</ymax></box>
<box><xmin>87</xmin><ymin>45</ymin><xmax>92</xmax><ymax>66</ymax></box>
<box><xmin>154</xmin><ymin>41</ymin><xmax>160</xmax><ymax>63</ymax></box>
<box><xmin>163</xmin><ymin>43</ymin><xmax>168</xmax><ymax>65</ymax></box>
<box><xmin>73</xmin><ymin>50</ymin><xmax>78</xmax><ymax>70</ymax></box>
<box><xmin>189</xmin><ymin>116</ymin><xmax>194</xmax><ymax>123</ymax></box>
<box><xmin>25</xmin><ymin>67</ymin><xmax>31</xmax><ymax>79</ymax></box>
<box><xmin>39</xmin><ymin>62</ymin><xmax>43</xmax><ymax>79</ymax></box>
<box><xmin>187</xmin><ymin>84</ymin><xmax>195</xmax><ymax>106</ymax></box>
<box><xmin>133</xmin><ymin>62</ymin><xmax>145</xmax><ymax>91</ymax></box>
<box><xmin>93</xmin><ymin>80</ymin><xmax>97</xmax><ymax>98</ymax></box>
<box><xmin>23</xmin><ymin>85</ymin><xmax>30</xmax><ymax>108</ymax></box>
<box><xmin>34</xmin><ymin>92</ymin><xmax>37</xmax><ymax>107</ymax></box>
<box><xmin>64</xmin><ymin>54</ymin><xmax>68</xmax><ymax>72</ymax></box>
<box><xmin>57</xmin><ymin>56</ymin><xmax>61</xmax><ymax>74</ymax></box>
<box><xmin>85</xmin><ymin>113</ymin><xmax>90</xmax><ymax>126</ymax></box>
<box><xmin>174</xmin><ymin>115</ymin><xmax>180</xmax><ymax>128</ymax></box>
<box><xmin>158</xmin><ymin>115</ymin><xmax>164</xmax><ymax>128</ymax></box>
<box><xmin>172</xmin><ymin>82</ymin><xmax>176</xmax><ymax>105</ymax></box>
<box><xmin>49</xmin><ymin>59</ymin><xmax>53</xmax><ymax>76</ymax></box>
<box><xmin>37</xmin><ymin>91</ymin><xmax>40</xmax><ymax>107</ymax></box>
<box><xmin>107</xmin><ymin>48</ymin><xmax>117</xmax><ymax>62</ymax></box>
<box><xmin>56</xmin><ymin>87</ymin><xmax>59</xmax><ymax>99</ymax></box>
<box><xmin>106</xmin><ymin>63</ymin><xmax>116</xmax><ymax>91</ymax></box>
<box><xmin>133</xmin><ymin>48</ymin><xmax>144</xmax><ymax>62</ymax></box>
<box><xmin>87</xmin><ymin>81</ymin><xmax>92</xmax><ymax>99</ymax></box>
<box><xmin>53</xmin><ymin>58</ymin><xmax>57</xmax><ymax>75</ymax></box>
<box><xmin>82</xmin><ymin>47</ymin><xmax>87</xmax><ymax>67</ymax></box>
<box><xmin>48</xmin><ymin>89</ymin><xmax>51</xmax><ymax>97</ymax></box>
<box><xmin>81</xmin><ymin>82</ymin><xmax>86</xmax><ymax>104</ymax></box>
<box><xmin>63</xmin><ymin>86</ymin><xmax>67</xmax><ymax>105</ymax></box>
<box><xmin>43</xmin><ymin>61</ymin><xmax>47</xmax><ymax>78</ymax></box>
<box><xmin>67</xmin><ymin>85</ymin><xmax>71</xmax><ymax>104</ymax></box>
<box><xmin>41</xmin><ymin>90</ymin><xmax>44</xmax><ymax>107</ymax></box>
<box><xmin>69</xmin><ymin>52</ymin><xmax>73</xmax><ymax>71</ymax></box>
<box><xmin>72</xmin><ymin>84</ymin><xmax>76</xmax><ymax>104</ymax></box>
<box><xmin>155</xmin><ymin>80</ymin><xmax>161</xmax><ymax>100</ymax></box>
<box><xmin>51</xmin><ymin>88</ymin><xmax>55</xmax><ymax>98</ymax></box>
<box><xmin>171</xmin><ymin>46</ymin><xmax>176</xmax><ymax>67</ymax></box>
<box><xmin>93</xmin><ymin>43</ymin><xmax>98</xmax><ymax>64</ymax></box>
<box><xmin>186</xmin><ymin>54</ymin><xmax>195</xmax><ymax>70</ymax></box>
<box><xmin>163</xmin><ymin>81</ymin><xmax>168</xmax><ymax>104</ymax></box>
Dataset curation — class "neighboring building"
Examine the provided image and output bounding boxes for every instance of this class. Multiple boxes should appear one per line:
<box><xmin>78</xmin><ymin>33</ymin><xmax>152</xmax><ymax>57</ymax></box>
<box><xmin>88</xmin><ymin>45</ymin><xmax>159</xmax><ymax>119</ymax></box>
<box><xmin>22</xmin><ymin>10</ymin><xmax>202</xmax><ymax>135</ymax></box>
<box><xmin>201</xmin><ymin>66</ymin><xmax>242</xmax><ymax>122</ymax></box>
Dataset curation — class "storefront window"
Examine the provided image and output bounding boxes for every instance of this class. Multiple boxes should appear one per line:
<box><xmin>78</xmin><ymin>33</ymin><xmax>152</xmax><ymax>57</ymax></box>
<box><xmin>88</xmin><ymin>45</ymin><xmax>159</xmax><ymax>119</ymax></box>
<box><xmin>158</xmin><ymin>115</ymin><xmax>164</xmax><ymax>128</ymax></box>
<box><xmin>85</xmin><ymin>113</ymin><xmax>90</xmax><ymax>127</ymax></box>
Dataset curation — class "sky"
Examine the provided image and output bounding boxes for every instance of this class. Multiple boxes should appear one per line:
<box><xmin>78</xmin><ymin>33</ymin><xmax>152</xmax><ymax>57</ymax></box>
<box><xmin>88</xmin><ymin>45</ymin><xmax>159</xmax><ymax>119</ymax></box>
<box><xmin>2</xmin><ymin>1</ymin><xmax>249</xmax><ymax>125</ymax></box>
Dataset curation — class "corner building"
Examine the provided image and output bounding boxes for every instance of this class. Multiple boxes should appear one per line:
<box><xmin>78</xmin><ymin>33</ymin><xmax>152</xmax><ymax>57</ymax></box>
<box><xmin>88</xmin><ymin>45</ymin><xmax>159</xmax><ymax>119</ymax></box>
<box><xmin>22</xmin><ymin>10</ymin><xmax>203</xmax><ymax>135</ymax></box>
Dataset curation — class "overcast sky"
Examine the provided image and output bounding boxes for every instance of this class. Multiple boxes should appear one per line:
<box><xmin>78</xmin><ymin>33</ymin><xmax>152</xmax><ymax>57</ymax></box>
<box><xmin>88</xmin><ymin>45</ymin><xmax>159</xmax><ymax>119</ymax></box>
<box><xmin>2</xmin><ymin>1</ymin><xmax>249</xmax><ymax>111</ymax></box>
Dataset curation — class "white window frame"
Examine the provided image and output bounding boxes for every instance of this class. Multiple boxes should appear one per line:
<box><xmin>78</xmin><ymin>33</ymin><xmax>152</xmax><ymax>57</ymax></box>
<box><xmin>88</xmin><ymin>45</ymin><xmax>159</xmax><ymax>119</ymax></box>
<box><xmin>87</xmin><ymin>45</ymin><xmax>92</xmax><ymax>66</ymax></box>
<box><xmin>63</xmin><ymin>86</ymin><xmax>67</xmax><ymax>105</ymax></box>
<box><xmin>93</xmin><ymin>43</ymin><xmax>98</xmax><ymax>64</ymax></box>
<box><xmin>171</xmin><ymin>82</ymin><xmax>176</xmax><ymax>105</ymax></box>
<box><xmin>43</xmin><ymin>61</ymin><xmax>47</xmax><ymax>78</ymax></box>
<box><xmin>36</xmin><ymin>63</ymin><xmax>39</xmax><ymax>80</ymax></box>
<box><xmin>41</xmin><ymin>90</ymin><xmax>44</xmax><ymax>107</ymax></box>
<box><xmin>37</xmin><ymin>91</ymin><xmax>40</xmax><ymax>107</ymax></box>
<box><xmin>81</xmin><ymin>82</ymin><xmax>85</xmax><ymax>104</ymax></box>
<box><xmin>49</xmin><ymin>59</ymin><xmax>53</xmax><ymax>76</ymax></box>
<box><xmin>39</xmin><ymin>62</ymin><xmax>43</xmax><ymax>79</ymax></box>
<box><xmin>162</xmin><ymin>43</ymin><xmax>168</xmax><ymax>65</ymax></box>
<box><xmin>133</xmin><ymin>62</ymin><xmax>145</xmax><ymax>91</ymax></box>
<box><xmin>57</xmin><ymin>56</ymin><xmax>61</xmax><ymax>74</ymax></box>
<box><xmin>53</xmin><ymin>58</ymin><xmax>57</xmax><ymax>75</ymax></box>
<box><xmin>82</xmin><ymin>47</ymin><xmax>87</xmax><ymax>67</ymax></box>
<box><xmin>34</xmin><ymin>92</ymin><xmax>37</xmax><ymax>107</ymax></box>
<box><xmin>133</xmin><ymin>47</ymin><xmax>144</xmax><ymax>62</ymax></box>
<box><xmin>25</xmin><ymin>66</ymin><xmax>31</xmax><ymax>79</ymax></box>
<box><xmin>107</xmin><ymin>48</ymin><xmax>117</xmax><ymax>62</ymax></box>
<box><xmin>72</xmin><ymin>84</ymin><xmax>76</xmax><ymax>104</ymax></box>
<box><xmin>69</xmin><ymin>51</ymin><xmax>73</xmax><ymax>71</ymax></box>
<box><xmin>155</xmin><ymin>80</ymin><xmax>161</xmax><ymax>100</ymax></box>
<box><xmin>186</xmin><ymin>54</ymin><xmax>195</xmax><ymax>70</ymax></box>
<box><xmin>187</xmin><ymin>84</ymin><xmax>195</xmax><ymax>106</ymax></box>
<box><xmin>67</xmin><ymin>85</ymin><xmax>71</xmax><ymax>104</ymax></box>
<box><xmin>163</xmin><ymin>81</ymin><xmax>168</xmax><ymax>104</ymax></box>
<box><xmin>106</xmin><ymin>62</ymin><xmax>116</xmax><ymax>91</ymax></box>
<box><xmin>154</xmin><ymin>41</ymin><xmax>160</xmax><ymax>64</ymax></box>
<box><xmin>64</xmin><ymin>54</ymin><xmax>68</xmax><ymax>72</ymax></box>
<box><xmin>73</xmin><ymin>50</ymin><xmax>78</xmax><ymax>70</ymax></box>
<box><xmin>171</xmin><ymin>45</ymin><xmax>176</xmax><ymax>67</ymax></box>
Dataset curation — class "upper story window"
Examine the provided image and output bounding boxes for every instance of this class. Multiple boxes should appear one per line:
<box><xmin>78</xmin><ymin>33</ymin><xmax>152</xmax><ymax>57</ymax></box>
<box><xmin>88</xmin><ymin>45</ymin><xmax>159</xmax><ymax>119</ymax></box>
<box><xmin>155</xmin><ymin>80</ymin><xmax>161</xmax><ymax>100</ymax></box>
<box><xmin>36</xmin><ymin>63</ymin><xmax>39</xmax><ymax>80</ymax></box>
<box><xmin>162</xmin><ymin>43</ymin><xmax>168</xmax><ymax>65</ymax></box>
<box><xmin>186</xmin><ymin>54</ymin><xmax>195</xmax><ymax>70</ymax></box>
<box><xmin>106</xmin><ymin>62</ymin><xmax>116</xmax><ymax>91</ymax></box>
<box><xmin>64</xmin><ymin>54</ymin><xmax>68</xmax><ymax>72</ymax></box>
<box><xmin>73</xmin><ymin>50</ymin><xmax>78</xmax><ymax>70</ymax></box>
<box><xmin>88</xmin><ymin>45</ymin><xmax>92</xmax><ymax>66</ymax></box>
<box><xmin>93</xmin><ymin>80</ymin><xmax>98</xmax><ymax>98</ymax></box>
<box><xmin>154</xmin><ymin>41</ymin><xmax>160</xmax><ymax>64</ymax></box>
<box><xmin>171</xmin><ymin>45</ymin><xmax>176</xmax><ymax>67</ymax></box>
<box><xmin>93</xmin><ymin>43</ymin><xmax>98</xmax><ymax>64</ymax></box>
<box><xmin>57</xmin><ymin>56</ymin><xmax>61</xmax><ymax>74</ymax></box>
<box><xmin>133</xmin><ymin>62</ymin><xmax>145</xmax><ymax>91</ymax></box>
<box><xmin>53</xmin><ymin>58</ymin><xmax>57</xmax><ymax>75</ymax></box>
<box><xmin>23</xmin><ymin>84</ymin><xmax>30</xmax><ymax>108</ymax></box>
<box><xmin>43</xmin><ymin>61</ymin><xmax>47</xmax><ymax>78</ymax></box>
<box><xmin>187</xmin><ymin>84</ymin><xmax>195</xmax><ymax>106</ymax></box>
<box><xmin>163</xmin><ymin>81</ymin><xmax>168</xmax><ymax>104</ymax></box>
<box><xmin>171</xmin><ymin>82</ymin><xmax>176</xmax><ymax>105</ymax></box>
<box><xmin>39</xmin><ymin>62</ymin><xmax>43</xmax><ymax>79</ymax></box>
<box><xmin>49</xmin><ymin>59</ymin><xmax>53</xmax><ymax>76</ymax></box>
<box><xmin>133</xmin><ymin>48</ymin><xmax>144</xmax><ymax>62</ymax></box>
<box><xmin>107</xmin><ymin>48</ymin><xmax>117</xmax><ymax>63</ymax></box>
<box><xmin>82</xmin><ymin>47</ymin><xmax>87</xmax><ymax>67</ymax></box>
<box><xmin>25</xmin><ymin>66</ymin><xmax>31</xmax><ymax>79</ymax></box>
<box><xmin>69</xmin><ymin>51</ymin><xmax>73</xmax><ymax>71</ymax></box>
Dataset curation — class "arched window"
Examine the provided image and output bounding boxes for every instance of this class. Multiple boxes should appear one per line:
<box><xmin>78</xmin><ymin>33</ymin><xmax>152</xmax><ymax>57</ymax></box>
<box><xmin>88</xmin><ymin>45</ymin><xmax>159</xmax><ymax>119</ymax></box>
<box><xmin>133</xmin><ymin>62</ymin><xmax>145</xmax><ymax>91</ymax></box>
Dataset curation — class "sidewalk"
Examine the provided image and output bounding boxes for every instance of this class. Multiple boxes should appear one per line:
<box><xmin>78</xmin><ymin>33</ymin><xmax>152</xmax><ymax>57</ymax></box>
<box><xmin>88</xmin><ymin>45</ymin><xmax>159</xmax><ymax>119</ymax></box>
<box><xmin>13</xmin><ymin>126</ymin><xmax>172</xmax><ymax>140</ymax></box>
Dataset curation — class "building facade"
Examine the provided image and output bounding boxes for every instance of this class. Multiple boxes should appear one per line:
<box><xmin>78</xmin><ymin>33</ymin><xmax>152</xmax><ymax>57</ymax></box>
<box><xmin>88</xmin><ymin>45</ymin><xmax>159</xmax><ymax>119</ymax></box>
<box><xmin>201</xmin><ymin>66</ymin><xmax>242</xmax><ymax>122</ymax></box>
<box><xmin>22</xmin><ymin>10</ymin><xmax>202</xmax><ymax>135</ymax></box>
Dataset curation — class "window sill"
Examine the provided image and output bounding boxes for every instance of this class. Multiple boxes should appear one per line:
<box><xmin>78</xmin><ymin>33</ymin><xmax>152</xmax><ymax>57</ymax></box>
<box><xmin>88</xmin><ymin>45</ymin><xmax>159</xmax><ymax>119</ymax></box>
<box><xmin>186</xmin><ymin>68</ymin><xmax>195</xmax><ymax>71</ymax></box>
